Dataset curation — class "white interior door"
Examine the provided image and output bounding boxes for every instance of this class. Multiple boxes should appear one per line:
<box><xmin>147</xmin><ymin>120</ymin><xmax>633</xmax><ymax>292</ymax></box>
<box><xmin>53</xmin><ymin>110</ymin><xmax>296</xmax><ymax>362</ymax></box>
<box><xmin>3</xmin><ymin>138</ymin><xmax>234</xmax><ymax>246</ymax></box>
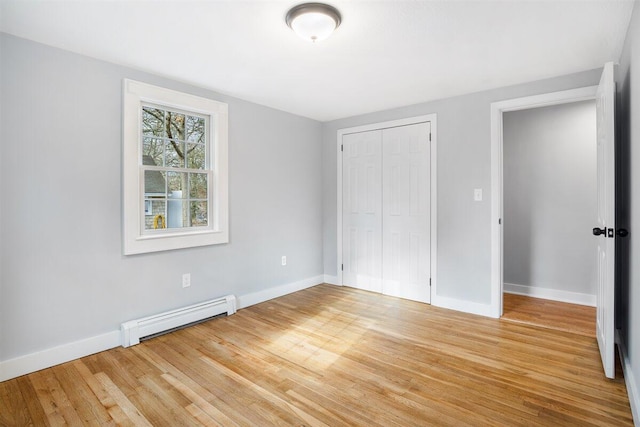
<box><xmin>382</xmin><ymin>123</ymin><xmax>431</xmax><ymax>303</ymax></box>
<box><xmin>342</xmin><ymin>130</ymin><xmax>383</xmax><ymax>293</ymax></box>
<box><xmin>595</xmin><ymin>62</ymin><xmax>616</xmax><ymax>379</ymax></box>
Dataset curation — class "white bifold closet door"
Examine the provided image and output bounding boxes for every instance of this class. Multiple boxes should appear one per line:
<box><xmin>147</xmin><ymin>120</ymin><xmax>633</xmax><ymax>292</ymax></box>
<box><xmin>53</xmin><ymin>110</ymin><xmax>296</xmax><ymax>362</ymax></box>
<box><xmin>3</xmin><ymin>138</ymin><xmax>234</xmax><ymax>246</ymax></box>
<box><xmin>342</xmin><ymin>122</ymin><xmax>431</xmax><ymax>303</ymax></box>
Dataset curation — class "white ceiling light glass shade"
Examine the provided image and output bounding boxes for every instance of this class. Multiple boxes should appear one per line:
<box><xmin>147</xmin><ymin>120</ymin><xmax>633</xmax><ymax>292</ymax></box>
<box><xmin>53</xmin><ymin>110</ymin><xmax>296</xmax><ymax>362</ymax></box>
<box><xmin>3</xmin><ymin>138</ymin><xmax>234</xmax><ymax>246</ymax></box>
<box><xmin>286</xmin><ymin>3</ymin><xmax>342</xmax><ymax>43</ymax></box>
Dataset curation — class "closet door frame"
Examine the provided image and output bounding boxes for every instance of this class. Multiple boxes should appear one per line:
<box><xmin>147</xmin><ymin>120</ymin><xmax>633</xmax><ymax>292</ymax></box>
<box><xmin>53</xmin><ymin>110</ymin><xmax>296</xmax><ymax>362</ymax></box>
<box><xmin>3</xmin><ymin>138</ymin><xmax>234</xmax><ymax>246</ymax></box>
<box><xmin>337</xmin><ymin>114</ymin><xmax>438</xmax><ymax>299</ymax></box>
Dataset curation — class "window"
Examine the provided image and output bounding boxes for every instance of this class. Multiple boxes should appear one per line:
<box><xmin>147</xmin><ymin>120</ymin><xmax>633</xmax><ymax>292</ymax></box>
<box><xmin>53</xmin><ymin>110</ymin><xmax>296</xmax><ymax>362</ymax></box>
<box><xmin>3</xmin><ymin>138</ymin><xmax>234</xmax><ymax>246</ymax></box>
<box><xmin>123</xmin><ymin>79</ymin><xmax>228</xmax><ymax>255</ymax></box>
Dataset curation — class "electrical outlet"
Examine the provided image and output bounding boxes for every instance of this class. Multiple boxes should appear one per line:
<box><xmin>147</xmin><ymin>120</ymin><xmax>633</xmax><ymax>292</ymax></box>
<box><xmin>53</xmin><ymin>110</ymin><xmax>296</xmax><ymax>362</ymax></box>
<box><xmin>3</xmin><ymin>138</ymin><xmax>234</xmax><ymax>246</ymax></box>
<box><xmin>281</xmin><ymin>256</ymin><xmax>287</xmax><ymax>266</ymax></box>
<box><xmin>182</xmin><ymin>273</ymin><xmax>191</xmax><ymax>288</ymax></box>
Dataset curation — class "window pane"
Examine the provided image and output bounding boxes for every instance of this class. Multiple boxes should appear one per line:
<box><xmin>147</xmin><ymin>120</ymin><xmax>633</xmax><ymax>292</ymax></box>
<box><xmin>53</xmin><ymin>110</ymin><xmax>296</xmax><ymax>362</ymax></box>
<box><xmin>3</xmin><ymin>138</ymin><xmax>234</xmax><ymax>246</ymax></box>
<box><xmin>142</xmin><ymin>107</ymin><xmax>164</xmax><ymax>136</ymax></box>
<box><xmin>144</xmin><ymin>200</ymin><xmax>166</xmax><ymax>230</ymax></box>
<box><xmin>166</xmin><ymin>171</ymin><xmax>187</xmax><ymax>196</ymax></box>
<box><xmin>167</xmin><ymin>111</ymin><xmax>185</xmax><ymax>141</ymax></box>
<box><xmin>186</xmin><ymin>116</ymin><xmax>205</xmax><ymax>143</ymax></box>
<box><xmin>191</xmin><ymin>201</ymin><xmax>208</xmax><ymax>227</ymax></box>
<box><xmin>144</xmin><ymin>170</ymin><xmax>166</xmax><ymax>196</ymax></box>
<box><xmin>165</xmin><ymin>140</ymin><xmax>184</xmax><ymax>168</ymax></box>
<box><xmin>167</xmin><ymin>198</ymin><xmax>188</xmax><ymax>228</ymax></box>
<box><xmin>189</xmin><ymin>173</ymin><xmax>208</xmax><ymax>199</ymax></box>
<box><xmin>143</xmin><ymin>137</ymin><xmax>164</xmax><ymax>167</ymax></box>
<box><xmin>187</xmin><ymin>143</ymin><xmax>206</xmax><ymax>169</ymax></box>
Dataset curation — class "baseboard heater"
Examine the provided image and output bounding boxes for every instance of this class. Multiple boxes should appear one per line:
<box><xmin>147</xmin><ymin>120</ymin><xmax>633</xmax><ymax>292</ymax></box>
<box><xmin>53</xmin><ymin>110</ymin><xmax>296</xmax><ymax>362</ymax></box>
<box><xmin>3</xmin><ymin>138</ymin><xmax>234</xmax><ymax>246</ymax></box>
<box><xmin>121</xmin><ymin>295</ymin><xmax>236</xmax><ymax>347</ymax></box>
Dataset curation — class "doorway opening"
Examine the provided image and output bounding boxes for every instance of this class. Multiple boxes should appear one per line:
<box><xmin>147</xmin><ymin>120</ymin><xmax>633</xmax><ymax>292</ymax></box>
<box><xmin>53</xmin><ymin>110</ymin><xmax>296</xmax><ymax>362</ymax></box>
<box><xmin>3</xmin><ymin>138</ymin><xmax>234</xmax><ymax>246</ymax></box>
<box><xmin>500</xmin><ymin>99</ymin><xmax>597</xmax><ymax>336</ymax></box>
<box><xmin>489</xmin><ymin>85</ymin><xmax>598</xmax><ymax>317</ymax></box>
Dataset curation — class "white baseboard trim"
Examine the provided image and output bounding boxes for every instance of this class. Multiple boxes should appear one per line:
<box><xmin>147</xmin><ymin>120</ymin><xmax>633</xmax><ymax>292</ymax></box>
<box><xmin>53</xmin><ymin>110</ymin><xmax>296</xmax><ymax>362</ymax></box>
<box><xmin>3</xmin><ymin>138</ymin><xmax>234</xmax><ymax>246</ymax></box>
<box><xmin>504</xmin><ymin>283</ymin><xmax>596</xmax><ymax>307</ymax></box>
<box><xmin>0</xmin><ymin>330</ymin><xmax>121</xmax><ymax>382</ymax></box>
<box><xmin>323</xmin><ymin>275</ymin><xmax>339</xmax><ymax>285</ymax></box>
<box><xmin>0</xmin><ymin>275</ymin><xmax>325</xmax><ymax>382</ymax></box>
<box><xmin>431</xmin><ymin>294</ymin><xmax>494</xmax><ymax>318</ymax></box>
<box><xmin>235</xmin><ymin>275</ymin><xmax>324</xmax><ymax>309</ymax></box>
<box><xmin>616</xmin><ymin>330</ymin><xmax>639</xmax><ymax>426</ymax></box>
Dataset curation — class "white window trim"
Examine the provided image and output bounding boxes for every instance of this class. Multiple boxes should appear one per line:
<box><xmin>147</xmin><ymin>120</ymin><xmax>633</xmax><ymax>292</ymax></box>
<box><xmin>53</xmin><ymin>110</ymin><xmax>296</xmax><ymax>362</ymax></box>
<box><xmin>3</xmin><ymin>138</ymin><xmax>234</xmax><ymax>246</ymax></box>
<box><xmin>123</xmin><ymin>79</ymin><xmax>229</xmax><ymax>255</ymax></box>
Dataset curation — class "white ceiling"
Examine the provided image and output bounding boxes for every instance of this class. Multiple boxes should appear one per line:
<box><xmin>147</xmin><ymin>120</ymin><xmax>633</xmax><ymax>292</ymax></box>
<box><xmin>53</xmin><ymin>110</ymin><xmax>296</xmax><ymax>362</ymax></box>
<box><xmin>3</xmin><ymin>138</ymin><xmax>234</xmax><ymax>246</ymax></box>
<box><xmin>0</xmin><ymin>1</ymin><xmax>634</xmax><ymax>122</ymax></box>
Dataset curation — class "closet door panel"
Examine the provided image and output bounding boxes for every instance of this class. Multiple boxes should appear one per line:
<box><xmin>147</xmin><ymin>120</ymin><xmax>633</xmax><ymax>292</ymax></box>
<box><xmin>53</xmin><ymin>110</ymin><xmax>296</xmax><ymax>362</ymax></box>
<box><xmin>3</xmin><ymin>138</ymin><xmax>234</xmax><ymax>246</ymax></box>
<box><xmin>382</xmin><ymin>123</ymin><xmax>431</xmax><ymax>303</ymax></box>
<box><xmin>342</xmin><ymin>130</ymin><xmax>383</xmax><ymax>293</ymax></box>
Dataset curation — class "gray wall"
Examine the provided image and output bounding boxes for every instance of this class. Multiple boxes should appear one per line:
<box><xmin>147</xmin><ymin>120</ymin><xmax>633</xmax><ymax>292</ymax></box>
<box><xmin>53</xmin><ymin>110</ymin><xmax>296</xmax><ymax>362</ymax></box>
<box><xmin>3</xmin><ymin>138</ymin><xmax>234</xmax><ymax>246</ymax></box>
<box><xmin>503</xmin><ymin>101</ymin><xmax>597</xmax><ymax>295</ymax></box>
<box><xmin>0</xmin><ymin>34</ymin><xmax>323</xmax><ymax>361</ymax></box>
<box><xmin>617</xmin><ymin>0</ymin><xmax>640</xmax><ymax>419</ymax></box>
<box><xmin>322</xmin><ymin>69</ymin><xmax>602</xmax><ymax>305</ymax></box>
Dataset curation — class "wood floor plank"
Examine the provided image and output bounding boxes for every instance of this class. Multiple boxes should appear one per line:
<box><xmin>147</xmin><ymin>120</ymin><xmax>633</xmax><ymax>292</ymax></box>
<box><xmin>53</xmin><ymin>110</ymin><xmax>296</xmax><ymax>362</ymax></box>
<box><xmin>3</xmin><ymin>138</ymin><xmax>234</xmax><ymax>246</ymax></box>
<box><xmin>0</xmin><ymin>284</ymin><xmax>633</xmax><ymax>425</ymax></box>
<box><xmin>52</xmin><ymin>363</ymin><xmax>114</xmax><ymax>427</ymax></box>
<box><xmin>72</xmin><ymin>359</ymin><xmax>132</xmax><ymax>427</ymax></box>
<box><xmin>94</xmin><ymin>372</ymin><xmax>154</xmax><ymax>427</ymax></box>
<box><xmin>185</xmin><ymin>402</ymin><xmax>222</xmax><ymax>427</ymax></box>
<box><xmin>30</xmin><ymin>368</ymin><xmax>85</xmax><ymax>426</ymax></box>
<box><xmin>130</xmin><ymin>345</ymin><xmax>244</xmax><ymax>427</ymax></box>
<box><xmin>16</xmin><ymin>375</ymin><xmax>49</xmax><ymax>426</ymax></box>
<box><xmin>199</xmin><ymin>354</ymin><xmax>330</xmax><ymax>427</ymax></box>
<box><xmin>134</xmin><ymin>374</ymin><xmax>201</xmax><ymax>426</ymax></box>
<box><xmin>141</xmin><ymin>337</ymin><xmax>271</xmax><ymax>426</ymax></box>
<box><xmin>0</xmin><ymin>377</ymin><xmax>32</xmax><ymax>426</ymax></box>
<box><xmin>162</xmin><ymin>373</ymin><xmax>241</xmax><ymax>427</ymax></box>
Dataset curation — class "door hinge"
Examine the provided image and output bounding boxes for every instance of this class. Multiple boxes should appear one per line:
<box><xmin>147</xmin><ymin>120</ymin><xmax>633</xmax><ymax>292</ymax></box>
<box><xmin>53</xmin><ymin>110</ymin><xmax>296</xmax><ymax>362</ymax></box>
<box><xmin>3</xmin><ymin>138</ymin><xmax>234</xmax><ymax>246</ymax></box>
<box><xmin>429</xmin><ymin>133</ymin><xmax>432</xmax><ymax>142</ymax></box>
<box><xmin>341</xmin><ymin>144</ymin><xmax>343</xmax><ymax>152</ymax></box>
<box><xmin>341</xmin><ymin>264</ymin><xmax>344</xmax><ymax>271</ymax></box>
<box><xmin>429</xmin><ymin>278</ymin><xmax>431</xmax><ymax>287</ymax></box>
<box><xmin>499</xmin><ymin>218</ymin><xmax>502</xmax><ymax>225</ymax></box>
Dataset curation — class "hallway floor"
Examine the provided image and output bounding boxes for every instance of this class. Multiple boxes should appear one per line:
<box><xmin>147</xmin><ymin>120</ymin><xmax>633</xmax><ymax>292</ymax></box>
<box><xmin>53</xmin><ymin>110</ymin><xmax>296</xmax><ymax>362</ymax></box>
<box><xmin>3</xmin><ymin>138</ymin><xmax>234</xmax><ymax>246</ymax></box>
<box><xmin>501</xmin><ymin>293</ymin><xmax>596</xmax><ymax>338</ymax></box>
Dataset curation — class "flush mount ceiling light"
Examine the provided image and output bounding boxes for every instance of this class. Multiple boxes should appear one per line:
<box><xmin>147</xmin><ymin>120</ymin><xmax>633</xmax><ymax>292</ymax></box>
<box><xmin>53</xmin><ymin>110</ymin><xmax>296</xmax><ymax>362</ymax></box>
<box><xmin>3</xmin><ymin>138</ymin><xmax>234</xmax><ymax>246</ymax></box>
<box><xmin>286</xmin><ymin>3</ymin><xmax>342</xmax><ymax>43</ymax></box>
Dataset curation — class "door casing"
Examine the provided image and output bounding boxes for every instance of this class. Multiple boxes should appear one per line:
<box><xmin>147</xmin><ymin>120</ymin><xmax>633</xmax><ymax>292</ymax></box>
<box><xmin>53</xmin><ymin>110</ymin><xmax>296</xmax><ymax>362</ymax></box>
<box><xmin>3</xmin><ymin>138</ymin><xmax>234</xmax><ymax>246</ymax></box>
<box><xmin>489</xmin><ymin>86</ymin><xmax>598</xmax><ymax>318</ymax></box>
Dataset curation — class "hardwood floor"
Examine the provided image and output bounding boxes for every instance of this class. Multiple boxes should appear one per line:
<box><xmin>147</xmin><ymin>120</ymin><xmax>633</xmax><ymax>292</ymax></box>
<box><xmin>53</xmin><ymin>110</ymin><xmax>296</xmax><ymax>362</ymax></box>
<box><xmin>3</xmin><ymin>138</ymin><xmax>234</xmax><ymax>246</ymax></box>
<box><xmin>501</xmin><ymin>293</ymin><xmax>596</xmax><ymax>337</ymax></box>
<box><xmin>0</xmin><ymin>284</ymin><xmax>632</xmax><ymax>426</ymax></box>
